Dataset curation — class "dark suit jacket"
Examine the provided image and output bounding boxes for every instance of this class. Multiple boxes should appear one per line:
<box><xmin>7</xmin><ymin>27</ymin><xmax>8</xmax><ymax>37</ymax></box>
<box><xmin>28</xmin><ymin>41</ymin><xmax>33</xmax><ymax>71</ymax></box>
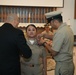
<box><xmin>0</xmin><ymin>23</ymin><xmax>32</xmax><ymax>75</ymax></box>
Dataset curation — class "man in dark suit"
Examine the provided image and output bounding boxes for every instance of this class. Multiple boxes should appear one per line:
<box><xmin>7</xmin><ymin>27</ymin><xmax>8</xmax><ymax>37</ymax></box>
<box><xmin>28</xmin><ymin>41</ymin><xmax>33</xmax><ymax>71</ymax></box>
<box><xmin>0</xmin><ymin>14</ymin><xmax>32</xmax><ymax>75</ymax></box>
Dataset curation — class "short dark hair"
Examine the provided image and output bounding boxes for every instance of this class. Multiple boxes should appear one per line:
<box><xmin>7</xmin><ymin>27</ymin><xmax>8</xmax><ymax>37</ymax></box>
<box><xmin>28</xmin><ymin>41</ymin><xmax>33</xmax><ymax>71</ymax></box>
<box><xmin>26</xmin><ymin>24</ymin><xmax>37</xmax><ymax>32</ymax></box>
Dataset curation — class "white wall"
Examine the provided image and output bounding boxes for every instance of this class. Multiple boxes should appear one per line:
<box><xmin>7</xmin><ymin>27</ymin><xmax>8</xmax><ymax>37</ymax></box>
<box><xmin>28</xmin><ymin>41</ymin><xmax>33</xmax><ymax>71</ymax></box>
<box><xmin>57</xmin><ymin>0</ymin><xmax>76</xmax><ymax>35</ymax></box>
<box><xmin>0</xmin><ymin>0</ymin><xmax>63</xmax><ymax>7</ymax></box>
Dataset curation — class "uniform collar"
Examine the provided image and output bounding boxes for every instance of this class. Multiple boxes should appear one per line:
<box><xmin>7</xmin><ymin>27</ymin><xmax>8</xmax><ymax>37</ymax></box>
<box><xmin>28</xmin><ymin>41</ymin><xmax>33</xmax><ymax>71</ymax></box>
<box><xmin>54</xmin><ymin>22</ymin><xmax>67</xmax><ymax>35</ymax></box>
<box><xmin>58</xmin><ymin>22</ymin><xmax>67</xmax><ymax>30</ymax></box>
<box><xmin>26</xmin><ymin>38</ymin><xmax>38</xmax><ymax>45</ymax></box>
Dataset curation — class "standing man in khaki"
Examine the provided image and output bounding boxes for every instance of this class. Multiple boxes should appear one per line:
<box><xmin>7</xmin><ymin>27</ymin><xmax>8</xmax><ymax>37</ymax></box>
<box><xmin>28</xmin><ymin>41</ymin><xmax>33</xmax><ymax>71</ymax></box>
<box><xmin>40</xmin><ymin>11</ymin><xmax>74</xmax><ymax>75</ymax></box>
<box><xmin>0</xmin><ymin>14</ymin><xmax>32</xmax><ymax>75</ymax></box>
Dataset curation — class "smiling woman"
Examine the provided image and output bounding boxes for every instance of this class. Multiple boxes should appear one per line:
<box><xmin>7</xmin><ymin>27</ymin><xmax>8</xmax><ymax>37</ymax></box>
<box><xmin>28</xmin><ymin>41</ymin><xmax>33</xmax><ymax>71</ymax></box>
<box><xmin>0</xmin><ymin>0</ymin><xmax>63</xmax><ymax>7</ymax></box>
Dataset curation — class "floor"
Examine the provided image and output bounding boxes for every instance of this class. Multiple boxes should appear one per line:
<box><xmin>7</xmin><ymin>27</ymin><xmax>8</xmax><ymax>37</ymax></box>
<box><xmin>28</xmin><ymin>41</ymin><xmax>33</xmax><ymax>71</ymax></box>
<box><xmin>47</xmin><ymin>46</ymin><xmax>76</xmax><ymax>75</ymax></box>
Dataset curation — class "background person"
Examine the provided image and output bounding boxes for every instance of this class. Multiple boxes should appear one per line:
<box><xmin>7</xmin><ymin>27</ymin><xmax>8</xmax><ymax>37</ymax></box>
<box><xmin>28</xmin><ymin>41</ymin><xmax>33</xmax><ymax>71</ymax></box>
<box><xmin>0</xmin><ymin>14</ymin><xmax>32</xmax><ymax>75</ymax></box>
<box><xmin>40</xmin><ymin>11</ymin><xmax>74</xmax><ymax>75</ymax></box>
<box><xmin>21</xmin><ymin>24</ymin><xmax>47</xmax><ymax>75</ymax></box>
<box><xmin>41</xmin><ymin>24</ymin><xmax>53</xmax><ymax>56</ymax></box>
<box><xmin>41</xmin><ymin>24</ymin><xmax>53</xmax><ymax>37</ymax></box>
<box><xmin>37</xmin><ymin>24</ymin><xmax>53</xmax><ymax>46</ymax></box>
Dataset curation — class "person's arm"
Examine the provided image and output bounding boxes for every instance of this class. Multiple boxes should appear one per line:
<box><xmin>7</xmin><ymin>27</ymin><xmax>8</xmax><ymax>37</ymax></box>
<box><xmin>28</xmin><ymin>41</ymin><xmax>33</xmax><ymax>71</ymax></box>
<box><xmin>36</xmin><ymin>33</ymin><xmax>53</xmax><ymax>45</ymax></box>
<box><xmin>42</xmin><ymin>47</ymin><xmax>47</xmax><ymax>75</ymax></box>
<box><xmin>42</xmin><ymin>56</ymin><xmax>47</xmax><ymax>75</ymax></box>
<box><xmin>43</xmin><ymin>34</ymin><xmax>53</xmax><ymax>40</ymax></box>
<box><xmin>43</xmin><ymin>43</ymin><xmax>58</xmax><ymax>57</ymax></box>
<box><xmin>16</xmin><ymin>30</ymin><xmax>32</xmax><ymax>58</ymax></box>
<box><xmin>40</xmin><ymin>37</ymin><xmax>58</xmax><ymax>57</ymax></box>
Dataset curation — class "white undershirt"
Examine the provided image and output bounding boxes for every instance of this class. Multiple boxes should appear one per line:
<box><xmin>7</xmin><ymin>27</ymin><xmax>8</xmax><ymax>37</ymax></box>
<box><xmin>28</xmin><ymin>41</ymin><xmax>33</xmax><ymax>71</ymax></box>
<box><xmin>29</xmin><ymin>40</ymin><xmax>35</xmax><ymax>44</ymax></box>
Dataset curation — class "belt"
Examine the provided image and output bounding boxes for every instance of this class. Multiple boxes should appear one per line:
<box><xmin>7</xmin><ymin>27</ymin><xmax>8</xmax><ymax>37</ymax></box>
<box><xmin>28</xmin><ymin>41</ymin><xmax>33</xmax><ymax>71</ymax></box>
<box><xmin>28</xmin><ymin>64</ymin><xmax>34</xmax><ymax>67</ymax></box>
<box><xmin>21</xmin><ymin>62</ymin><xmax>40</xmax><ymax>67</ymax></box>
<box><xmin>26</xmin><ymin>64</ymin><xmax>40</xmax><ymax>67</ymax></box>
<box><xmin>21</xmin><ymin>62</ymin><xmax>34</xmax><ymax>67</ymax></box>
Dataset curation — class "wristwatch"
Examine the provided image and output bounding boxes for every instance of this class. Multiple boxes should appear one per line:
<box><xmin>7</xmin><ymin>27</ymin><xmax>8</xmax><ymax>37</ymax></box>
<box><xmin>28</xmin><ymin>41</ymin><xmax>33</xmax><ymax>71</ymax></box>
<box><xmin>42</xmin><ymin>42</ymin><xmax>46</xmax><ymax>47</ymax></box>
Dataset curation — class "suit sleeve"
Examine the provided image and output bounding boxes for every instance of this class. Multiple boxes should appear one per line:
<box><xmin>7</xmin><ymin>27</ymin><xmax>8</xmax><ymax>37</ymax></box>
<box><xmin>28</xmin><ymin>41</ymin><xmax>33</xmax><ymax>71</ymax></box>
<box><xmin>16</xmin><ymin>30</ymin><xmax>32</xmax><ymax>58</ymax></box>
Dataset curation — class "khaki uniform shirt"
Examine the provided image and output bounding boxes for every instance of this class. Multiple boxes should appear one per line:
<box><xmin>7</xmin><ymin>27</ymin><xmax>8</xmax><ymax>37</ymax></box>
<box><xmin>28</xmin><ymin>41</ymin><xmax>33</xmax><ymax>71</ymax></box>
<box><xmin>22</xmin><ymin>39</ymin><xmax>46</xmax><ymax>65</ymax></box>
<box><xmin>52</xmin><ymin>23</ymin><xmax>74</xmax><ymax>61</ymax></box>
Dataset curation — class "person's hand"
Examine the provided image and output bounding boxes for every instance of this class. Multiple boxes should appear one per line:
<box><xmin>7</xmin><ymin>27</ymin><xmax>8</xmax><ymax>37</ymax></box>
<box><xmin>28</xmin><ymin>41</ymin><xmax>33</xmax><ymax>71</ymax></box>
<box><xmin>43</xmin><ymin>42</ymin><xmax>52</xmax><ymax>53</ymax></box>
<box><xmin>45</xmin><ymin>39</ymin><xmax>52</xmax><ymax>46</ymax></box>
<box><xmin>36</xmin><ymin>34</ymin><xmax>42</xmax><ymax>41</ymax></box>
<box><xmin>40</xmin><ymin>37</ymin><xmax>45</xmax><ymax>44</ymax></box>
<box><xmin>36</xmin><ymin>34</ymin><xmax>44</xmax><ymax>45</ymax></box>
<box><xmin>37</xmin><ymin>36</ymin><xmax>46</xmax><ymax>45</ymax></box>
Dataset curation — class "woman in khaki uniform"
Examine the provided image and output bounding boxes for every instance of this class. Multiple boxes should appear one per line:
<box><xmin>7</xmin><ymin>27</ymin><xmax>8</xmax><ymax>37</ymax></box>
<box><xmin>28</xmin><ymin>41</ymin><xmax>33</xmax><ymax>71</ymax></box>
<box><xmin>21</xmin><ymin>24</ymin><xmax>47</xmax><ymax>75</ymax></box>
